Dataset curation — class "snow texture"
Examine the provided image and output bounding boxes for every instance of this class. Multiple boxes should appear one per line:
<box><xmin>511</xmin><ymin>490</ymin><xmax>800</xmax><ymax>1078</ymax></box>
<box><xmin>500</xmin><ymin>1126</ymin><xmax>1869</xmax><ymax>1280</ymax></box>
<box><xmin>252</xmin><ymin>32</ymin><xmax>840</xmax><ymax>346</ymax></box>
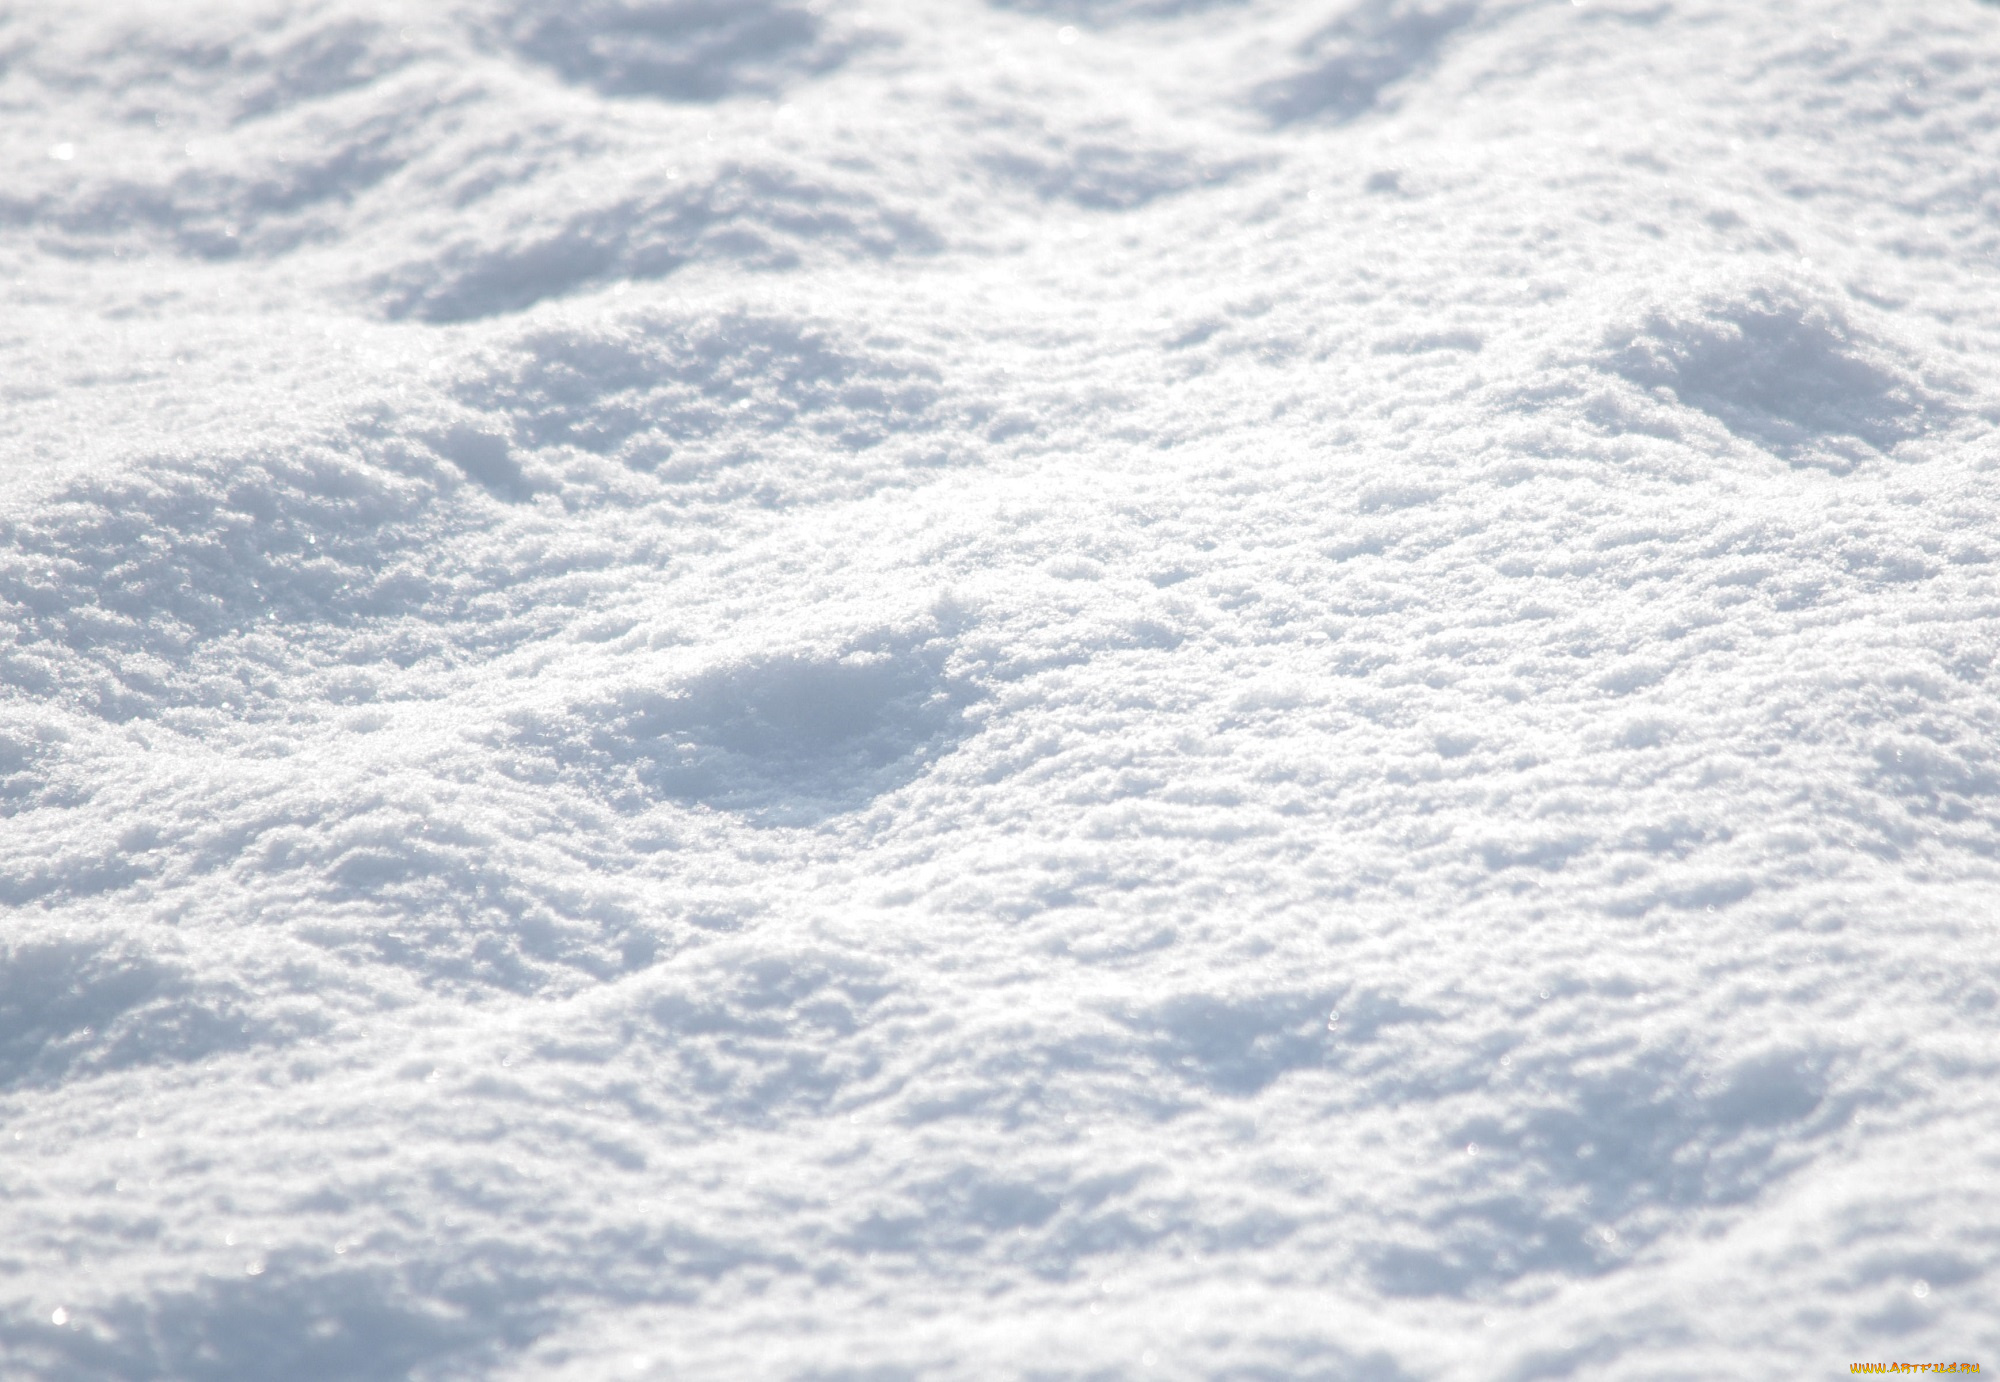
<box><xmin>3</xmin><ymin>0</ymin><xmax>1999</xmax><ymax>1377</ymax></box>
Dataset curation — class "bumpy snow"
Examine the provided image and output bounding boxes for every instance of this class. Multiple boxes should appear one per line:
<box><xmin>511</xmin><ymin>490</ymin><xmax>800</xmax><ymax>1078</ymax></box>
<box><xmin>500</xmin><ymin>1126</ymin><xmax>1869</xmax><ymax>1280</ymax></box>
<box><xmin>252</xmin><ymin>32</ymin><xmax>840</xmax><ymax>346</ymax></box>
<box><xmin>4</xmin><ymin>1</ymin><xmax>1999</xmax><ymax>1377</ymax></box>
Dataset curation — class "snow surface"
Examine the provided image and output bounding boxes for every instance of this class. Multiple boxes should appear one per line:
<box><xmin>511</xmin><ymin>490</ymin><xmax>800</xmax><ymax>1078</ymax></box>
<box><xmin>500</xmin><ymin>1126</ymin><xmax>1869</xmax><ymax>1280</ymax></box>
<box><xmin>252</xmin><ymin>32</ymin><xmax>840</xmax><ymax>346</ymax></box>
<box><xmin>3</xmin><ymin>0</ymin><xmax>2000</xmax><ymax>1376</ymax></box>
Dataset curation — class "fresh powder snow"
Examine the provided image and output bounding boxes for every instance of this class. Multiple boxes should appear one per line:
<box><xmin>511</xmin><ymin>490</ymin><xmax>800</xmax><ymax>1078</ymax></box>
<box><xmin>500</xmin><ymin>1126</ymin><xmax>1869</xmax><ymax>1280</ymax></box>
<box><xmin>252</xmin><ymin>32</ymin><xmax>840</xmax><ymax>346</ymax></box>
<box><xmin>2</xmin><ymin>0</ymin><xmax>1998</xmax><ymax>1377</ymax></box>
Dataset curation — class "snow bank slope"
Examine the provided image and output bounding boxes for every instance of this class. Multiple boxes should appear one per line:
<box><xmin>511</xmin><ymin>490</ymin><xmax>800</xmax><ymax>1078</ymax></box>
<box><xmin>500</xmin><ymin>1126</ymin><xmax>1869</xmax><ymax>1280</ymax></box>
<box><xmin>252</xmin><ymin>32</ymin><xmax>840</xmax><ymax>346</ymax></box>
<box><xmin>3</xmin><ymin>0</ymin><xmax>1999</xmax><ymax>1377</ymax></box>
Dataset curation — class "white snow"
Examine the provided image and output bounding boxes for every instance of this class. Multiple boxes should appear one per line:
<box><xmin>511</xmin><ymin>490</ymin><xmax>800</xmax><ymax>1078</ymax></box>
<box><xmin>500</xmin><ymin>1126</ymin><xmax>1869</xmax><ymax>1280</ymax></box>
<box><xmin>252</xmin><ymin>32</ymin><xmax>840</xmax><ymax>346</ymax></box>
<box><xmin>3</xmin><ymin>0</ymin><xmax>1999</xmax><ymax>1376</ymax></box>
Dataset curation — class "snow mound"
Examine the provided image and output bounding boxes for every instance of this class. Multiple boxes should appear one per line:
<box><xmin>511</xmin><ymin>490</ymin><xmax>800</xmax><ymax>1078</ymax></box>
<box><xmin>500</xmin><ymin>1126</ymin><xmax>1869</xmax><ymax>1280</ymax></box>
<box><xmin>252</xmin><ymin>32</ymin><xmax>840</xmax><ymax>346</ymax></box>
<box><xmin>1254</xmin><ymin>0</ymin><xmax>1479</xmax><ymax>126</ymax></box>
<box><xmin>520</xmin><ymin>635</ymin><xmax>975</xmax><ymax>823</ymax></box>
<box><xmin>1605</xmin><ymin>281</ymin><xmax>1942</xmax><ymax>470</ymax></box>
<box><xmin>492</xmin><ymin>0</ymin><xmax>857</xmax><ymax>102</ymax></box>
